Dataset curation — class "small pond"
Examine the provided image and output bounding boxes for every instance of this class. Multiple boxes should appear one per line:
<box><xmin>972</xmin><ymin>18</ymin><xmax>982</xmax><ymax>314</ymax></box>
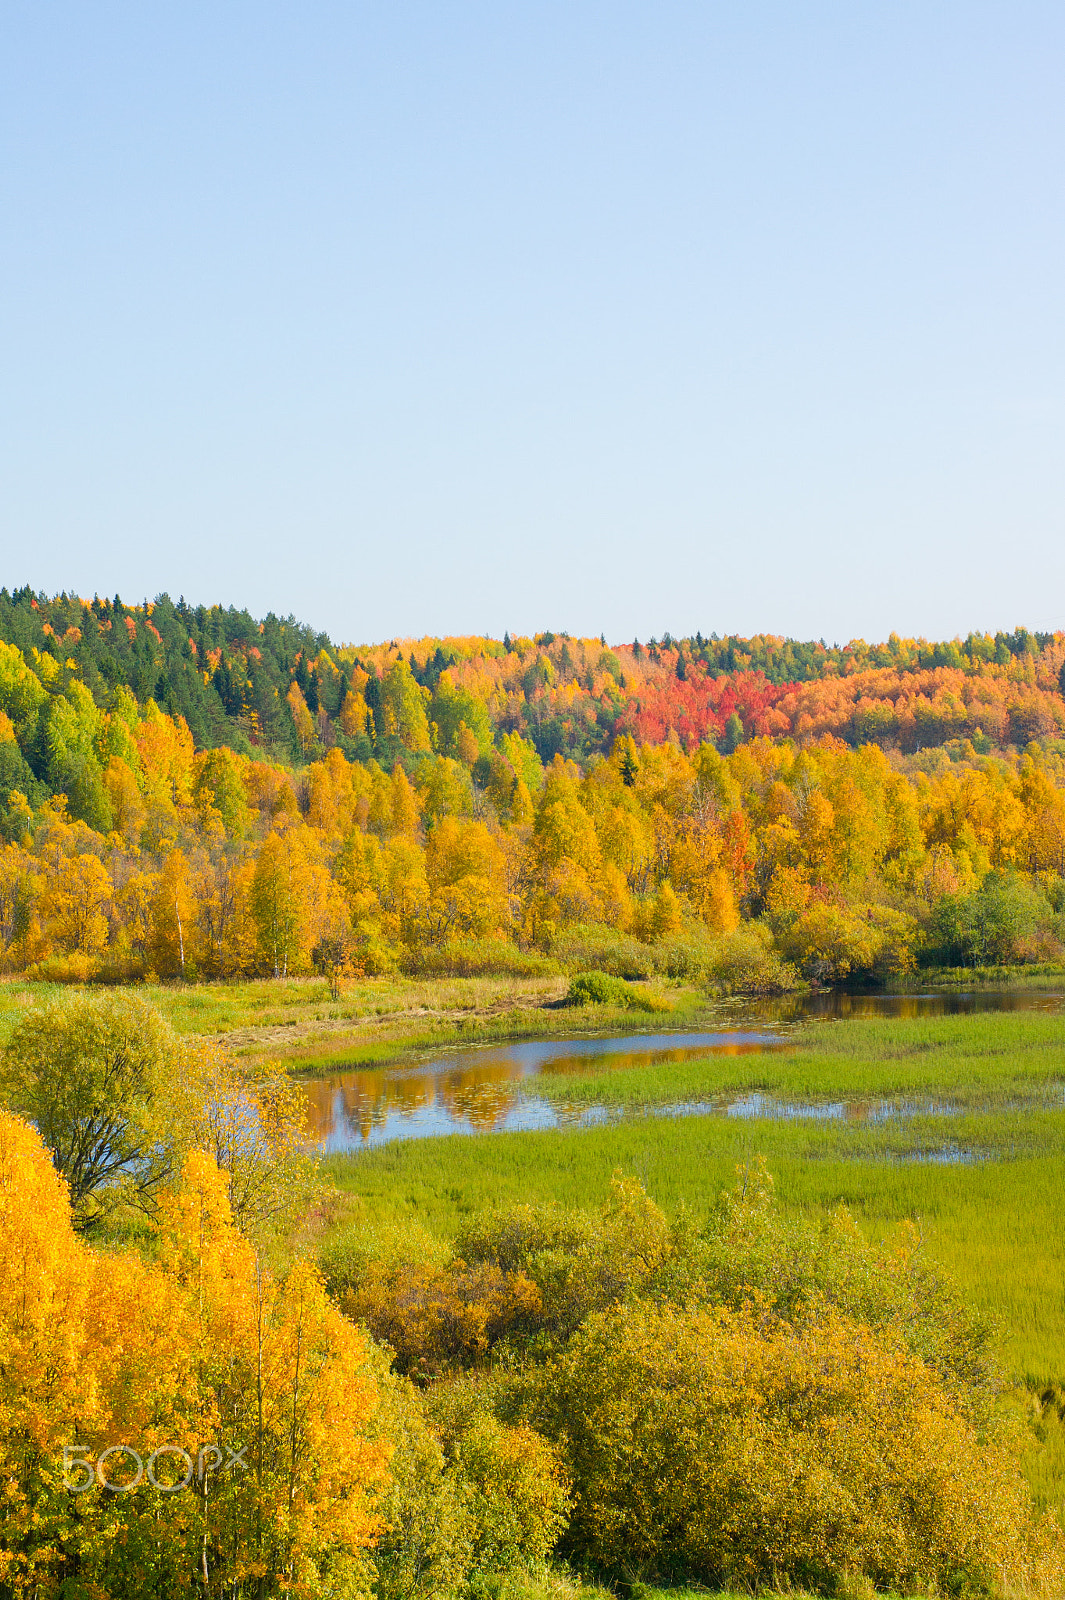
<box><xmin>305</xmin><ymin>988</ymin><xmax>1065</xmax><ymax>1152</ymax></box>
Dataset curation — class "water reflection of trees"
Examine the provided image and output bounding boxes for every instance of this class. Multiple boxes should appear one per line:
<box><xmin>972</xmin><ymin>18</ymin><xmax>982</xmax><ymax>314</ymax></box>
<box><xmin>304</xmin><ymin>1055</ymin><xmax>527</xmax><ymax>1145</ymax></box>
<box><xmin>743</xmin><ymin>990</ymin><xmax>1062</xmax><ymax>1025</ymax></box>
<box><xmin>304</xmin><ymin>1040</ymin><xmax>778</xmax><ymax>1147</ymax></box>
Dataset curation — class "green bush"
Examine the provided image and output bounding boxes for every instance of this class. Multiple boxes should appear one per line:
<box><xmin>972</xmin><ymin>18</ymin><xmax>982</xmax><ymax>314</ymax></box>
<box><xmin>653</xmin><ymin>1159</ymin><xmax>999</xmax><ymax>1410</ymax></box>
<box><xmin>319</xmin><ymin>1214</ymin><xmax>450</xmax><ymax>1299</ymax></box>
<box><xmin>453</xmin><ymin>1203</ymin><xmax>597</xmax><ymax>1278</ymax></box>
<box><xmin>926</xmin><ymin>872</ymin><xmax>1056</xmax><ymax>968</ymax></box>
<box><xmin>563</xmin><ymin>971</ymin><xmax>656</xmax><ymax>1010</ymax></box>
<box><xmin>356</xmin><ymin>934</ymin><xmax>402</xmax><ymax>976</ymax></box>
<box><xmin>455</xmin><ymin>1176</ymin><xmax>670</xmax><ymax>1342</ymax></box>
<box><xmin>331</xmin><ymin>1167</ymin><xmax>1065</xmax><ymax>1596</ymax></box>
<box><xmin>641</xmin><ymin>926</ymin><xmax>718</xmax><ymax>981</ymax></box>
<box><xmin>552</xmin><ymin>919</ymin><xmax>786</xmax><ymax>992</ymax></box>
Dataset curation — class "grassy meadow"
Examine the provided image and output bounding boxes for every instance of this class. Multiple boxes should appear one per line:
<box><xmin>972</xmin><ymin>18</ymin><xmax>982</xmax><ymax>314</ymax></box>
<box><xmin>322</xmin><ymin>1111</ymin><xmax>1065</xmax><ymax>1379</ymax></box>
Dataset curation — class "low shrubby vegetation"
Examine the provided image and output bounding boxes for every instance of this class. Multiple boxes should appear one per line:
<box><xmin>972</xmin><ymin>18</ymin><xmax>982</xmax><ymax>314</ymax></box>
<box><xmin>322</xmin><ymin>1165</ymin><xmax>1064</xmax><ymax>1597</ymax></box>
<box><xmin>563</xmin><ymin>970</ymin><xmax>664</xmax><ymax>1010</ymax></box>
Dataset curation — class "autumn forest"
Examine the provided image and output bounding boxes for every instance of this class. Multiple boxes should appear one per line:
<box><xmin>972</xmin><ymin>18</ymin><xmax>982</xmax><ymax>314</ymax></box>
<box><xmin>2</xmin><ymin>587</ymin><xmax>1065</xmax><ymax>986</ymax></box>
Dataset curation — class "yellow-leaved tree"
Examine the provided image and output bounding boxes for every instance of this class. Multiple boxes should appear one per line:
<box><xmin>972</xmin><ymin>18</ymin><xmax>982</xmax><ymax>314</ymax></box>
<box><xmin>250</xmin><ymin>824</ymin><xmax>347</xmax><ymax>977</ymax></box>
<box><xmin>148</xmin><ymin>845</ymin><xmax>197</xmax><ymax>978</ymax></box>
<box><xmin>0</xmin><ymin>1110</ymin><xmax>389</xmax><ymax>1599</ymax></box>
<box><xmin>424</xmin><ymin>817</ymin><xmax>509</xmax><ymax>941</ymax></box>
<box><xmin>0</xmin><ymin>1111</ymin><xmax>98</xmax><ymax>1598</ymax></box>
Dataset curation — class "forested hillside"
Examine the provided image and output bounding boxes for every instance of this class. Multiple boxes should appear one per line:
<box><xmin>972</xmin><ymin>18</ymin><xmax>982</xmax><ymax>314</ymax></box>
<box><xmin>4</xmin><ymin>586</ymin><xmax>1064</xmax><ymax>776</ymax></box>
<box><xmin>2</xmin><ymin>585</ymin><xmax>1065</xmax><ymax>985</ymax></box>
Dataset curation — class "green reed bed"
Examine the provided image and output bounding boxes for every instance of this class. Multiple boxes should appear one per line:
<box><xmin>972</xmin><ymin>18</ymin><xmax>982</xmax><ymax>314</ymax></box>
<box><xmin>913</xmin><ymin>962</ymin><xmax>1065</xmax><ymax>989</ymax></box>
<box><xmin>527</xmin><ymin>1012</ymin><xmax>1065</xmax><ymax>1110</ymax></box>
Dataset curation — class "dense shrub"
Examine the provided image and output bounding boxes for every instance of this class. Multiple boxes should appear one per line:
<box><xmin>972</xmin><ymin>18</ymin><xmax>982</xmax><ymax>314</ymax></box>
<box><xmin>653</xmin><ymin>1159</ymin><xmax>1000</xmax><ymax>1411</ymax></box>
<box><xmin>778</xmin><ymin>900</ymin><xmax>917</xmax><ymax>985</ymax></box>
<box><xmin>640</xmin><ymin>925</ymin><xmax>718</xmax><ymax>980</ymax></box>
<box><xmin>337</xmin><ymin>1314</ymin><xmax>571</xmax><ymax>1600</ymax></box>
<box><xmin>563</xmin><ymin>971</ymin><xmax>659</xmax><ymax>1009</ymax></box>
<box><xmin>926</xmin><ymin>871</ymin><xmax>1058</xmax><ymax>967</ymax></box>
<box><xmin>327</xmin><ymin>1167</ymin><xmax>1064</xmax><ymax>1597</ymax></box>
<box><xmin>702</xmin><ymin>921</ymin><xmax>798</xmax><ymax>993</ymax></box>
<box><xmin>559</xmin><ymin>920</ymin><xmax>799</xmax><ymax>992</ymax></box>
<box><xmin>367</xmin><ymin>1353</ymin><xmax>476</xmax><ymax>1600</ymax></box>
<box><xmin>400</xmin><ymin>939</ymin><xmax>560</xmax><ymax>979</ymax></box>
<box><xmin>529</xmin><ymin>1299</ymin><xmax>1049</xmax><ymax>1595</ymax></box>
<box><xmin>549</xmin><ymin>924</ymin><xmax>653</xmax><ymax>980</ymax></box>
<box><xmin>319</xmin><ymin>1214</ymin><xmax>452</xmax><ymax>1295</ymax></box>
<box><xmin>430</xmin><ymin>1382</ymin><xmax>570</xmax><ymax>1573</ymax></box>
<box><xmin>455</xmin><ymin>1177</ymin><xmax>671</xmax><ymax>1341</ymax></box>
<box><xmin>452</xmin><ymin>1202</ymin><xmax>597</xmax><ymax>1279</ymax></box>
<box><xmin>338</xmin><ymin>1259</ymin><xmax>543</xmax><ymax>1380</ymax></box>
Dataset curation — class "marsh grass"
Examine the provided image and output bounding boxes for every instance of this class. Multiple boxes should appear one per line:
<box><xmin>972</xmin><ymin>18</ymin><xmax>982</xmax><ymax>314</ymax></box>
<box><xmin>0</xmin><ymin>975</ymin><xmax>716</xmax><ymax>1074</ymax></box>
<box><xmin>528</xmin><ymin>1012</ymin><xmax>1065</xmax><ymax>1110</ymax></box>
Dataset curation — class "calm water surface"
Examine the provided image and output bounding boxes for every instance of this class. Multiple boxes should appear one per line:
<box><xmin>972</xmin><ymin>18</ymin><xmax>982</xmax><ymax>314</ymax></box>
<box><xmin>304</xmin><ymin>989</ymin><xmax>1065</xmax><ymax>1152</ymax></box>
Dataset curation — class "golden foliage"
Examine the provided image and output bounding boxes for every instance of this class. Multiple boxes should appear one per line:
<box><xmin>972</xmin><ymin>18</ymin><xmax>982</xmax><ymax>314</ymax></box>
<box><xmin>0</xmin><ymin>1114</ymin><xmax>389</xmax><ymax>1599</ymax></box>
<box><xmin>341</xmin><ymin>1258</ymin><xmax>542</xmax><ymax>1381</ymax></box>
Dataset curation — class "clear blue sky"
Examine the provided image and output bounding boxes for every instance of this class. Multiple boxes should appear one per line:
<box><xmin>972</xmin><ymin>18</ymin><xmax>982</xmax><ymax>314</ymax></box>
<box><xmin>2</xmin><ymin>3</ymin><xmax>1063</xmax><ymax>646</ymax></box>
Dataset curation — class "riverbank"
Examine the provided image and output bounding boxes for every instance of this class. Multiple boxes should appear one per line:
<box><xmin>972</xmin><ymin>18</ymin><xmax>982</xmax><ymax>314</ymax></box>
<box><xmin>3</xmin><ymin>963</ymin><xmax>1063</xmax><ymax>1069</ymax></box>
<box><xmin>0</xmin><ymin>971</ymin><xmax>715</xmax><ymax>1070</ymax></box>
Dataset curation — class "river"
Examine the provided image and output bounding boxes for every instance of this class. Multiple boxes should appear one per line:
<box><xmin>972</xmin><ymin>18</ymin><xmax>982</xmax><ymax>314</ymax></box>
<box><xmin>303</xmin><ymin>988</ymin><xmax>1065</xmax><ymax>1152</ymax></box>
